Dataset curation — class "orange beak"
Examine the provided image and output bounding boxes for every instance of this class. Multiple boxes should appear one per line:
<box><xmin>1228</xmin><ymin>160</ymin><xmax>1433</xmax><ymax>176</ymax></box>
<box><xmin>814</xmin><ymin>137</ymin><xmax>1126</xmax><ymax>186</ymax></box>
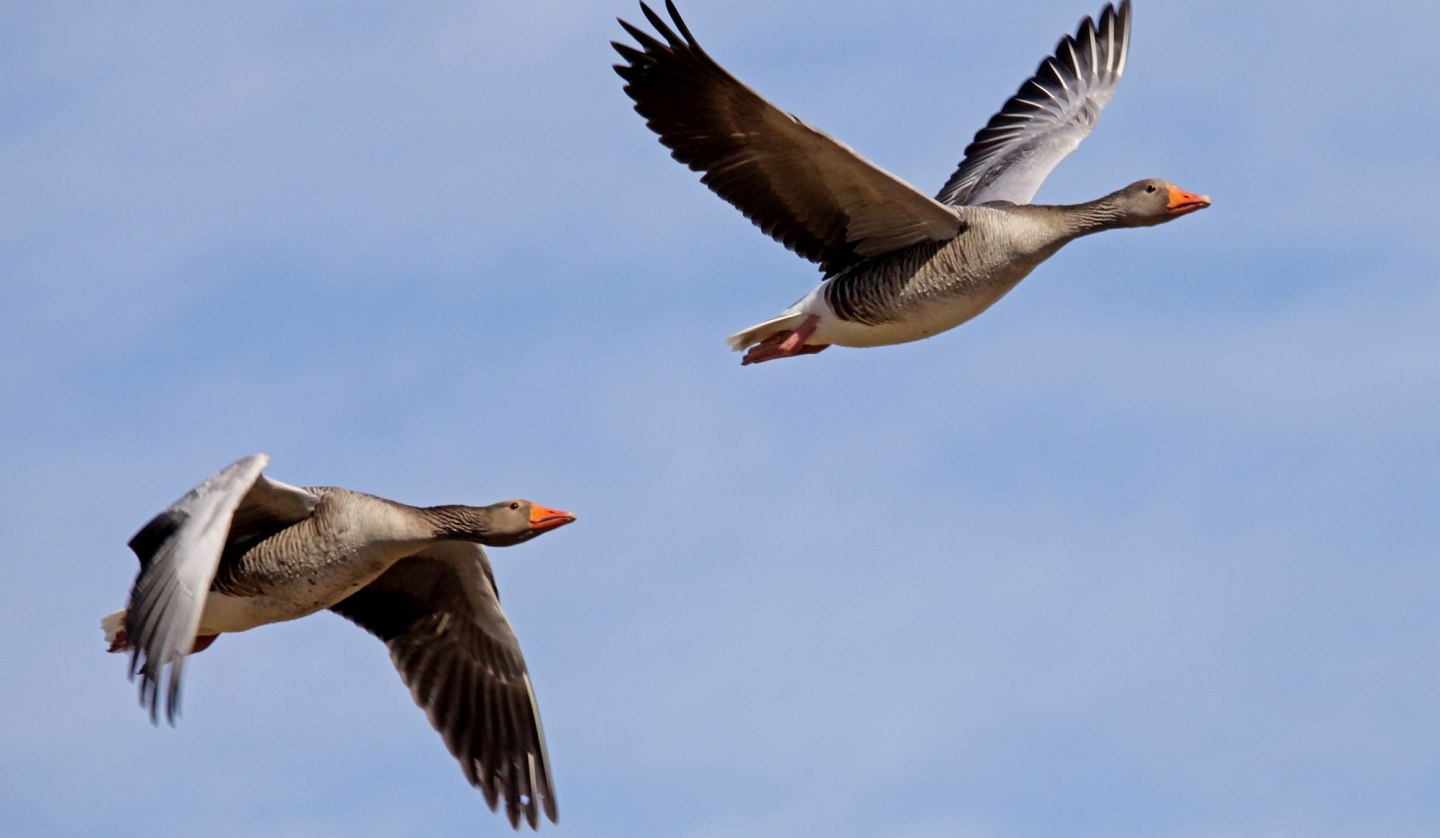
<box><xmin>1166</xmin><ymin>185</ymin><xmax>1212</xmax><ymax>216</ymax></box>
<box><xmin>529</xmin><ymin>503</ymin><xmax>577</xmax><ymax>532</ymax></box>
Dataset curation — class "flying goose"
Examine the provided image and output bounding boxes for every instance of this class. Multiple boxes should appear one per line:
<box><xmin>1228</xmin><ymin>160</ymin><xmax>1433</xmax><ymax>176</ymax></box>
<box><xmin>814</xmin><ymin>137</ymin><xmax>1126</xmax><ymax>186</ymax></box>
<box><xmin>102</xmin><ymin>453</ymin><xmax>574</xmax><ymax>830</ymax></box>
<box><xmin>614</xmin><ymin>0</ymin><xmax>1210</xmax><ymax>364</ymax></box>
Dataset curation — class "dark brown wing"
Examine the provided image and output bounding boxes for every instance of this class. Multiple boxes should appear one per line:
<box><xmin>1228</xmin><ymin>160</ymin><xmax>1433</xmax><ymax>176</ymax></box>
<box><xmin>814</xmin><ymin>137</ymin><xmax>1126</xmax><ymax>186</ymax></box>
<box><xmin>614</xmin><ymin>1</ymin><xmax>962</xmax><ymax>274</ymax></box>
<box><xmin>330</xmin><ymin>542</ymin><xmax>556</xmax><ymax>830</ymax></box>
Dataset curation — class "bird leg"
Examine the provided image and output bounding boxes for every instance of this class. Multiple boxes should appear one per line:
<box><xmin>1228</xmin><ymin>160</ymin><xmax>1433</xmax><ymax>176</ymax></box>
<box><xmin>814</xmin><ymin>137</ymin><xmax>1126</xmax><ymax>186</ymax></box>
<box><xmin>741</xmin><ymin>314</ymin><xmax>828</xmax><ymax>365</ymax></box>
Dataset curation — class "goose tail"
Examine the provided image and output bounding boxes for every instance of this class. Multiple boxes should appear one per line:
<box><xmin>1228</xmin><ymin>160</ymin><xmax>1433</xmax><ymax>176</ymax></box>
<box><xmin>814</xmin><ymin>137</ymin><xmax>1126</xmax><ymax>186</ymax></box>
<box><xmin>101</xmin><ymin>610</ymin><xmax>128</xmax><ymax>652</ymax></box>
<box><xmin>726</xmin><ymin>311</ymin><xmax>811</xmax><ymax>351</ymax></box>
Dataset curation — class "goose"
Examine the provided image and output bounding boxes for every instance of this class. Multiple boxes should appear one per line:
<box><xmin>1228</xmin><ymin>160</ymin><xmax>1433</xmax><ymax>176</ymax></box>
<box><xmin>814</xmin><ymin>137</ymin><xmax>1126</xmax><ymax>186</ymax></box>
<box><xmin>101</xmin><ymin>453</ymin><xmax>574</xmax><ymax>830</ymax></box>
<box><xmin>613</xmin><ymin>0</ymin><xmax>1210</xmax><ymax>365</ymax></box>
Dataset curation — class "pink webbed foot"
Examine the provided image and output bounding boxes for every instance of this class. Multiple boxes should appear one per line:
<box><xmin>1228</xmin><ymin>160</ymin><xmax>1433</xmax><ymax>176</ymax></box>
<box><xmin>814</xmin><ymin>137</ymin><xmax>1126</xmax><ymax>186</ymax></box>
<box><xmin>740</xmin><ymin>314</ymin><xmax>829</xmax><ymax>365</ymax></box>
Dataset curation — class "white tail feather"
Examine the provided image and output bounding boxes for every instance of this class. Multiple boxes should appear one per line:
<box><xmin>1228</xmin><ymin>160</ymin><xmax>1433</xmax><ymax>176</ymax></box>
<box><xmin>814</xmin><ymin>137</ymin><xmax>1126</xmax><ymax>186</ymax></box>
<box><xmin>726</xmin><ymin>311</ymin><xmax>810</xmax><ymax>351</ymax></box>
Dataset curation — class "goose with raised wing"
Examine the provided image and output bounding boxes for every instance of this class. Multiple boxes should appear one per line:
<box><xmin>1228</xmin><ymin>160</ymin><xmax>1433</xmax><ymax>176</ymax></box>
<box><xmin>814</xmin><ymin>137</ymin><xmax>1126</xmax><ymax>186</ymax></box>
<box><xmin>102</xmin><ymin>453</ymin><xmax>574</xmax><ymax>830</ymax></box>
<box><xmin>614</xmin><ymin>0</ymin><xmax>1209</xmax><ymax>364</ymax></box>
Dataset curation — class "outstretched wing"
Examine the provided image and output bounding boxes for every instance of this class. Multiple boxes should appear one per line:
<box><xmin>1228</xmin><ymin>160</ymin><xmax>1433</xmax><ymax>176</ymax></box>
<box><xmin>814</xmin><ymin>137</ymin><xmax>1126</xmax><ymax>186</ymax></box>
<box><xmin>330</xmin><ymin>542</ymin><xmax>557</xmax><ymax>830</ymax></box>
<box><xmin>614</xmin><ymin>1</ymin><xmax>963</xmax><ymax>274</ymax></box>
<box><xmin>123</xmin><ymin>453</ymin><xmax>317</xmax><ymax>723</ymax></box>
<box><xmin>936</xmin><ymin>1</ymin><xmax>1131</xmax><ymax>207</ymax></box>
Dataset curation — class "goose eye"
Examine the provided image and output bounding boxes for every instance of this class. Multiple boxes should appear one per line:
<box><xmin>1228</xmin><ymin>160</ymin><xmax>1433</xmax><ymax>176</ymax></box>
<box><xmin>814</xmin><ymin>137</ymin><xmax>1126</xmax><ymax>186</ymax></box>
<box><xmin>509</xmin><ymin>501</ymin><xmax>520</xmax><ymax>510</ymax></box>
<box><xmin>1145</xmin><ymin>184</ymin><xmax>1157</xmax><ymax>193</ymax></box>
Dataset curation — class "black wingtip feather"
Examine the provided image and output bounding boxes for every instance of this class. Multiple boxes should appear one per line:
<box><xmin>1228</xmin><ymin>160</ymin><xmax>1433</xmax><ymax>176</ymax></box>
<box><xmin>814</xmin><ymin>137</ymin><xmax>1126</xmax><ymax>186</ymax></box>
<box><xmin>639</xmin><ymin>3</ymin><xmax>684</xmax><ymax>49</ymax></box>
<box><xmin>618</xmin><ymin>18</ymin><xmax>670</xmax><ymax>56</ymax></box>
<box><xmin>611</xmin><ymin>41</ymin><xmax>648</xmax><ymax>66</ymax></box>
<box><xmin>664</xmin><ymin>0</ymin><xmax>699</xmax><ymax>47</ymax></box>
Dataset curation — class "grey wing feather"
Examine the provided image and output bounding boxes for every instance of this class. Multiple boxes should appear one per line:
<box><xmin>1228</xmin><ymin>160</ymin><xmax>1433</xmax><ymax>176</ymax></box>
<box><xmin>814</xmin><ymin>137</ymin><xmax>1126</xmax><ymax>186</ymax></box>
<box><xmin>329</xmin><ymin>543</ymin><xmax>557</xmax><ymax>830</ymax></box>
<box><xmin>123</xmin><ymin>453</ymin><xmax>272</xmax><ymax>724</ymax></box>
<box><xmin>614</xmin><ymin>1</ymin><xmax>962</xmax><ymax>275</ymax></box>
<box><xmin>936</xmin><ymin>0</ymin><xmax>1131</xmax><ymax>207</ymax></box>
<box><xmin>227</xmin><ymin>473</ymin><xmax>320</xmax><ymax>551</ymax></box>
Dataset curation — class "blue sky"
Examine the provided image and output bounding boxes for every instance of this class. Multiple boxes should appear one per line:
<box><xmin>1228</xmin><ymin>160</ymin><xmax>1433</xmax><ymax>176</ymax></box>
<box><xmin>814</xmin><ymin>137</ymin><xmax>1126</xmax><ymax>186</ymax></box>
<box><xmin>3</xmin><ymin>1</ymin><xmax>1439</xmax><ymax>835</ymax></box>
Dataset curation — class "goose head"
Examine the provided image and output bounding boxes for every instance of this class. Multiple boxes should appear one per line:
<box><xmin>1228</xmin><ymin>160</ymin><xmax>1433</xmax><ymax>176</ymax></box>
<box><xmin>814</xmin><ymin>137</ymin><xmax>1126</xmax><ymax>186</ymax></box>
<box><xmin>428</xmin><ymin>500</ymin><xmax>577</xmax><ymax>546</ymax></box>
<box><xmin>1110</xmin><ymin>179</ymin><xmax>1211</xmax><ymax>227</ymax></box>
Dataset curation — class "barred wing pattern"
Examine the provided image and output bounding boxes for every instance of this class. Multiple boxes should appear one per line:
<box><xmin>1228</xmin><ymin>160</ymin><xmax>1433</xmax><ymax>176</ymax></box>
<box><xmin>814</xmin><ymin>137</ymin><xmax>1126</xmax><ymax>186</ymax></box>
<box><xmin>331</xmin><ymin>542</ymin><xmax>557</xmax><ymax>830</ymax></box>
<box><xmin>936</xmin><ymin>1</ymin><xmax>1131</xmax><ymax>207</ymax></box>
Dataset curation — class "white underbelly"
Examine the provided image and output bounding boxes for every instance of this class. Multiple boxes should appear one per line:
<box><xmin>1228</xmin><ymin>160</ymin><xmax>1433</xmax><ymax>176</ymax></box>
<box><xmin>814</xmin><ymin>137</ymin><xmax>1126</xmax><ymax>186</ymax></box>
<box><xmin>814</xmin><ymin>280</ymin><xmax>1023</xmax><ymax>348</ymax></box>
<box><xmin>197</xmin><ymin>572</ymin><xmax>385</xmax><ymax>634</ymax></box>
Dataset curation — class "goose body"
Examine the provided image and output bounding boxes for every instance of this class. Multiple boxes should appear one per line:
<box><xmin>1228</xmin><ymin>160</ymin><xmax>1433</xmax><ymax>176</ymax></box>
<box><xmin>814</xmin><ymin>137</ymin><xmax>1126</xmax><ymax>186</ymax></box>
<box><xmin>190</xmin><ymin>487</ymin><xmax>457</xmax><ymax>633</ymax></box>
<box><xmin>738</xmin><ymin>205</ymin><xmax>1079</xmax><ymax>350</ymax></box>
<box><xmin>103</xmin><ymin>453</ymin><xmax>575</xmax><ymax>830</ymax></box>
<box><xmin>614</xmin><ymin>1</ymin><xmax>1211</xmax><ymax>364</ymax></box>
